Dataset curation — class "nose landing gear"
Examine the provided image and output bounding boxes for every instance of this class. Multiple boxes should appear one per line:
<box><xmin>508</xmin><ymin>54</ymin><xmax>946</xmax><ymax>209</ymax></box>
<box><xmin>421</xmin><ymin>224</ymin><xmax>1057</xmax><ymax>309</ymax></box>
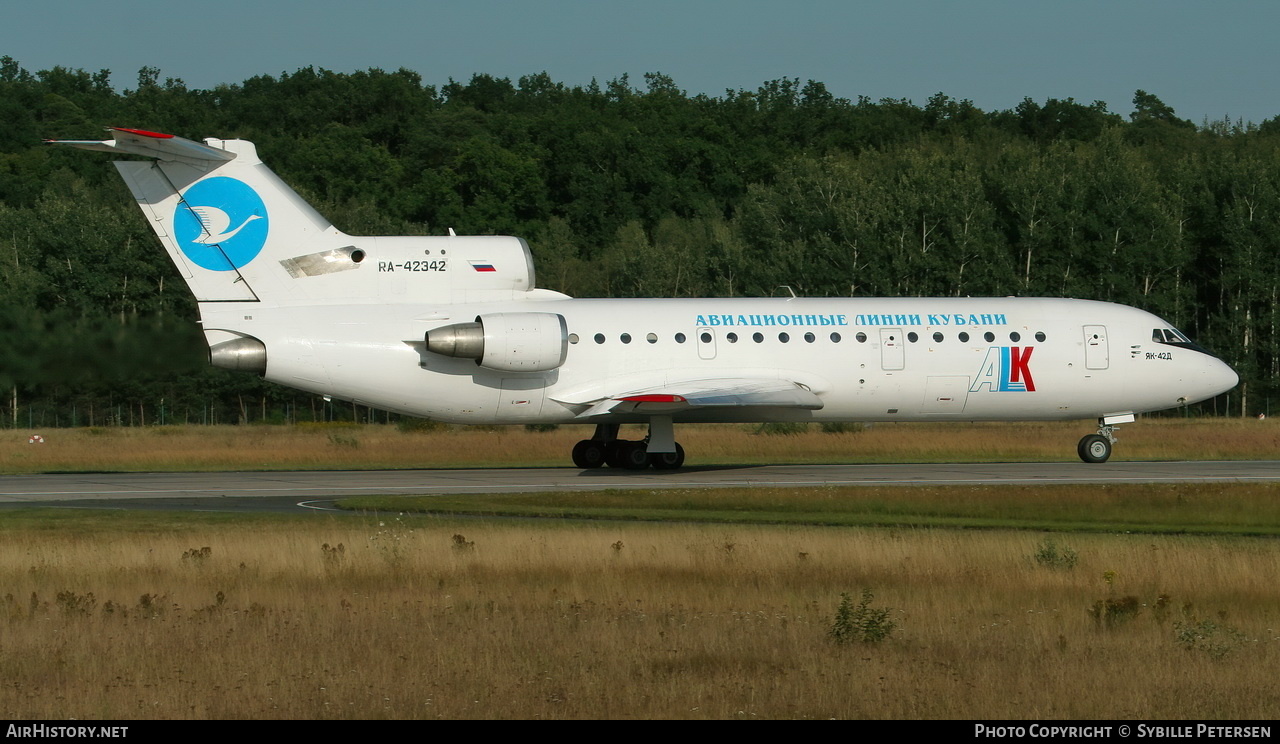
<box><xmin>1077</xmin><ymin>414</ymin><xmax>1133</xmax><ymax>463</ymax></box>
<box><xmin>1077</xmin><ymin>432</ymin><xmax>1113</xmax><ymax>463</ymax></box>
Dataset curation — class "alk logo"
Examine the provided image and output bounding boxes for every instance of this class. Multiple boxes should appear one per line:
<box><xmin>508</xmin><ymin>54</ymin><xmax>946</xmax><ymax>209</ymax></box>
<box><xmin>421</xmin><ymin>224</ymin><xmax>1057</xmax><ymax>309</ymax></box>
<box><xmin>970</xmin><ymin>346</ymin><xmax>1036</xmax><ymax>392</ymax></box>
<box><xmin>173</xmin><ymin>177</ymin><xmax>269</xmax><ymax>271</ymax></box>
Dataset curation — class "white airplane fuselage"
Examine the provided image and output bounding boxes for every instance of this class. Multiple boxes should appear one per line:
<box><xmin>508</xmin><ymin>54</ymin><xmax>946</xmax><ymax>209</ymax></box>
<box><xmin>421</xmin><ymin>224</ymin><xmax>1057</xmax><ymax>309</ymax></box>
<box><xmin>199</xmin><ymin>295</ymin><xmax>1235</xmax><ymax>426</ymax></box>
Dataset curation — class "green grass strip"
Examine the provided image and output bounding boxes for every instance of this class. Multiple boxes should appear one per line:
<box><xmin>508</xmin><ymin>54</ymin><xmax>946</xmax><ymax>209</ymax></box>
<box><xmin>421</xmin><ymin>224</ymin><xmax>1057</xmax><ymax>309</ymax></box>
<box><xmin>338</xmin><ymin>482</ymin><xmax>1280</xmax><ymax>537</ymax></box>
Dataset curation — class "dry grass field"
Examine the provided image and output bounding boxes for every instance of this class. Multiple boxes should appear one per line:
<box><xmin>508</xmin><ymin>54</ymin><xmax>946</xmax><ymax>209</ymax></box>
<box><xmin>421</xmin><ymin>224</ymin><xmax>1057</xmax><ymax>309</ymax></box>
<box><xmin>0</xmin><ymin>514</ymin><xmax>1276</xmax><ymax>720</ymax></box>
<box><xmin>2</xmin><ymin>417</ymin><xmax>1277</xmax><ymax>473</ymax></box>
<box><xmin>1</xmin><ymin>418</ymin><xmax>1276</xmax><ymax>720</ymax></box>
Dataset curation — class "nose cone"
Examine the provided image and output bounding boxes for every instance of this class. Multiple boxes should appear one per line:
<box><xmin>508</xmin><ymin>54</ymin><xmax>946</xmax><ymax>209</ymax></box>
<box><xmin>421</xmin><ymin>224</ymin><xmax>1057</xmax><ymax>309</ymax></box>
<box><xmin>1186</xmin><ymin>355</ymin><xmax>1239</xmax><ymax>405</ymax></box>
<box><xmin>1208</xmin><ymin>358</ymin><xmax>1240</xmax><ymax>397</ymax></box>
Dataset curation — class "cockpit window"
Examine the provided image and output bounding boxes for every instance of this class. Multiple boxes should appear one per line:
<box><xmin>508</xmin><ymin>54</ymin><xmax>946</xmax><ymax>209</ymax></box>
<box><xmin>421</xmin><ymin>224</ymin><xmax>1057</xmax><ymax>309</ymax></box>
<box><xmin>1152</xmin><ymin>327</ymin><xmax>1213</xmax><ymax>356</ymax></box>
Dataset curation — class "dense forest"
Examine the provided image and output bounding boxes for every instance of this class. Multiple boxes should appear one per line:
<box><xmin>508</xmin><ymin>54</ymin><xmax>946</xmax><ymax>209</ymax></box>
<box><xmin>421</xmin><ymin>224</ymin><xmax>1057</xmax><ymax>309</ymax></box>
<box><xmin>2</xmin><ymin>57</ymin><xmax>1278</xmax><ymax>427</ymax></box>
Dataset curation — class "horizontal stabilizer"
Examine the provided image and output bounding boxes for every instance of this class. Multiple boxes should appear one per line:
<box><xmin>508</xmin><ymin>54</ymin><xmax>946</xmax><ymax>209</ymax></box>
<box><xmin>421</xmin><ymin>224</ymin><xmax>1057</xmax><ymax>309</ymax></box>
<box><xmin>46</xmin><ymin>127</ymin><xmax>236</xmax><ymax>167</ymax></box>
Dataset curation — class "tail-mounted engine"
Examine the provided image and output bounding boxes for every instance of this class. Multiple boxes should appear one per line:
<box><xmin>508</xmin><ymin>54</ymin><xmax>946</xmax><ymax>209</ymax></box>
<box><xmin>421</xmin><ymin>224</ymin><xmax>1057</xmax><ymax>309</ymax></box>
<box><xmin>425</xmin><ymin>312</ymin><xmax>568</xmax><ymax>372</ymax></box>
<box><xmin>209</xmin><ymin>335</ymin><xmax>267</xmax><ymax>375</ymax></box>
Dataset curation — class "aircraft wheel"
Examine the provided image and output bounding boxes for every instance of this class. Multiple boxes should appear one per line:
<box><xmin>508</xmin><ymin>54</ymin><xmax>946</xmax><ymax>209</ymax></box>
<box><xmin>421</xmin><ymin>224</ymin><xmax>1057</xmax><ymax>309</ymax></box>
<box><xmin>649</xmin><ymin>443</ymin><xmax>686</xmax><ymax>470</ymax></box>
<box><xmin>572</xmin><ymin>439</ymin><xmax>607</xmax><ymax>469</ymax></box>
<box><xmin>604</xmin><ymin>440</ymin><xmax>632</xmax><ymax>468</ymax></box>
<box><xmin>1077</xmin><ymin>434</ymin><xmax>1112</xmax><ymax>463</ymax></box>
<box><xmin>617</xmin><ymin>441</ymin><xmax>651</xmax><ymax>470</ymax></box>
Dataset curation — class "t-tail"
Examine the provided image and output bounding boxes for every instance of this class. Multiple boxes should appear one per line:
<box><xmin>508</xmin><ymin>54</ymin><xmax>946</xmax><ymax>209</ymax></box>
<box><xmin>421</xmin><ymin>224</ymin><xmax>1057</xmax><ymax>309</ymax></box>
<box><xmin>45</xmin><ymin>127</ymin><xmax>545</xmax><ymax>307</ymax></box>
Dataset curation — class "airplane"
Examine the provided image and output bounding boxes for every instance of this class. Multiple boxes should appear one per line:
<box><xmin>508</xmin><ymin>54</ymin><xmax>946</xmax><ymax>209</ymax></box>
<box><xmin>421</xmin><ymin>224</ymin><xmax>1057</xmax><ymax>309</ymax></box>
<box><xmin>47</xmin><ymin>127</ymin><xmax>1239</xmax><ymax>469</ymax></box>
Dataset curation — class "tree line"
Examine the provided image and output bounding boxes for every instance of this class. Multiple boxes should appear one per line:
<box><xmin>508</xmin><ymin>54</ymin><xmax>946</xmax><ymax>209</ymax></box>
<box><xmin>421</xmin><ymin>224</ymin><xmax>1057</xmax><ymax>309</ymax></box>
<box><xmin>2</xmin><ymin>58</ymin><xmax>1277</xmax><ymax>427</ymax></box>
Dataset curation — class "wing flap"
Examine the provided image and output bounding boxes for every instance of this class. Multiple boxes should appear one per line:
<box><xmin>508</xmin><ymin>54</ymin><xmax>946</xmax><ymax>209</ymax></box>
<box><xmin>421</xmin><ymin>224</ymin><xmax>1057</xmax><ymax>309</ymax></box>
<box><xmin>572</xmin><ymin>378</ymin><xmax>823</xmax><ymax>419</ymax></box>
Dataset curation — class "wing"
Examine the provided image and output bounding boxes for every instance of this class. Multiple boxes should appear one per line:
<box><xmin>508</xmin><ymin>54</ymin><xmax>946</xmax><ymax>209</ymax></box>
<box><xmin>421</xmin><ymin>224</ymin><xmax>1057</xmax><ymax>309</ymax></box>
<box><xmin>566</xmin><ymin>378</ymin><xmax>824</xmax><ymax>419</ymax></box>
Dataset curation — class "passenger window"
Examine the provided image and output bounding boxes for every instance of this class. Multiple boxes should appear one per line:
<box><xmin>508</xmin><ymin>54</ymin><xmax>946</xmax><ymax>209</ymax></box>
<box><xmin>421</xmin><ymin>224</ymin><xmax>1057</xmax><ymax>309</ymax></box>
<box><xmin>831</xmin><ymin>332</ymin><xmax>842</xmax><ymax>342</ymax></box>
<box><xmin>753</xmin><ymin>332</ymin><xmax>764</xmax><ymax>343</ymax></box>
<box><xmin>675</xmin><ymin>333</ymin><xmax>686</xmax><ymax>343</ymax></box>
<box><xmin>1010</xmin><ymin>332</ymin><xmax>1021</xmax><ymax>342</ymax></box>
<box><xmin>646</xmin><ymin>333</ymin><xmax>657</xmax><ymax>344</ymax></box>
<box><xmin>984</xmin><ymin>332</ymin><xmax>995</xmax><ymax>342</ymax></box>
<box><xmin>594</xmin><ymin>333</ymin><xmax>605</xmax><ymax>344</ymax></box>
<box><xmin>933</xmin><ymin>332</ymin><xmax>943</xmax><ymax>343</ymax></box>
<box><xmin>855</xmin><ymin>332</ymin><xmax>867</xmax><ymax>343</ymax></box>
<box><xmin>959</xmin><ymin>332</ymin><xmax>970</xmax><ymax>342</ymax></box>
<box><xmin>907</xmin><ymin>332</ymin><xmax>919</xmax><ymax>343</ymax></box>
<box><xmin>804</xmin><ymin>332</ymin><xmax>815</xmax><ymax>343</ymax></box>
<box><xmin>726</xmin><ymin>332</ymin><xmax>738</xmax><ymax>343</ymax></box>
<box><xmin>778</xmin><ymin>332</ymin><xmax>790</xmax><ymax>343</ymax></box>
<box><xmin>568</xmin><ymin>333</ymin><xmax>579</xmax><ymax>344</ymax></box>
<box><xmin>620</xmin><ymin>333</ymin><xmax>632</xmax><ymax>344</ymax></box>
<box><xmin>700</xmin><ymin>332</ymin><xmax>712</xmax><ymax>343</ymax></box>
<box><xmin>1035</xmin><ymin>332</ymin><xmax>1046</xmax><ymax>342</ymax></box>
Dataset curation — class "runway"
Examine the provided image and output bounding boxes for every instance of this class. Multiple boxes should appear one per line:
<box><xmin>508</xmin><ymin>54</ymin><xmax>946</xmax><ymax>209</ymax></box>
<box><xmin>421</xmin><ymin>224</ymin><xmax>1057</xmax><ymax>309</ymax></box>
<box><xmin>0</xmin><ymin>460</ymin><xmax>1277</xmax><ymax>512</ymax></box>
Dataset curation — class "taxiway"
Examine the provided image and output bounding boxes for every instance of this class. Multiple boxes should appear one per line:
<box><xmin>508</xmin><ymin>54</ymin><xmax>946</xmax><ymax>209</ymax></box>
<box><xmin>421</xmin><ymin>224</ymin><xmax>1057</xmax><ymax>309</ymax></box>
<box><xmin>0</xmin><ymin>460</ymin><xmax>1275</xmax><ymax>512</ymax></box>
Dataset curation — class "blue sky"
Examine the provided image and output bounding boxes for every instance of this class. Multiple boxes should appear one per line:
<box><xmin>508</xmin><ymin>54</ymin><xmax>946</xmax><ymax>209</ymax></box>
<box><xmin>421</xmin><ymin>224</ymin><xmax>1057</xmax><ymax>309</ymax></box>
<box><xmin>4</xmin><ymin>0</ymin><xmax>1278</xmax><ymax>124</ymax></box>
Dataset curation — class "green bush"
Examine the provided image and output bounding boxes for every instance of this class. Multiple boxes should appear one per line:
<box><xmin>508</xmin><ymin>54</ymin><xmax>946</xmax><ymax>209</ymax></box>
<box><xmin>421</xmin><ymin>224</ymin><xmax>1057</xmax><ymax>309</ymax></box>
<box><xmin>1088</xmin><ymin>596</ymin><xmax>1141</xmax><ymax>629</ymax></box>
<box><xmin>829</xmin><ymin>589</ymin><xmax>896</xmax><ymax>644</ymax></box>
<box><xmin>1032</xmin><ymin>539</ymin><xmax>1079</xmax><ymax>570</ymax></box>
<box><xmin>753</xmin><ymin>422</ymin><xmax>810</xmax><ymax>436</ymax></box>
<box><xmin>396</xmin><ymin>416</ymin><xmax>444</xmax><ymax>433</ymax></box>
<box><xmin>820</xmin><ymin>422</ymin><xmax>864</xmax><ymax>434</ymax></box>
<box><xmin>1175</xmin><ymin>618</ymin><xmax>1248</xmax><ymax>659</ymax></box>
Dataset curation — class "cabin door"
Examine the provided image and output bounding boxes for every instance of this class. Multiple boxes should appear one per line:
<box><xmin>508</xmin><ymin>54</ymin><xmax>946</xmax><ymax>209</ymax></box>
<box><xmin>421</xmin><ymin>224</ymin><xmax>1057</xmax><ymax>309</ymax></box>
<box><xmin>1083</xmin><ymin>325</ymin><xmax>1109</xmax><ymax>370</ymax></box>
<box><xmin>880</xmin><ymin>328</ymin><xmax>904</xmax><ymax>370</ymax></box>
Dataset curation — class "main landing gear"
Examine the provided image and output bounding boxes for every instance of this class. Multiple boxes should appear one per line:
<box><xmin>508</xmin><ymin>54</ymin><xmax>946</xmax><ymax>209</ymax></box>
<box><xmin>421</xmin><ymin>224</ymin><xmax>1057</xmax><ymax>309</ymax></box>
<box><xmin>571</xmin><ymin>420</ymin><xmax>686</xmax><ymax>470</ymax></box>
<box><xmin>1077</xmin><ymin>414</ymin><xmax>1133</xmax><ymax>463</ymax></box>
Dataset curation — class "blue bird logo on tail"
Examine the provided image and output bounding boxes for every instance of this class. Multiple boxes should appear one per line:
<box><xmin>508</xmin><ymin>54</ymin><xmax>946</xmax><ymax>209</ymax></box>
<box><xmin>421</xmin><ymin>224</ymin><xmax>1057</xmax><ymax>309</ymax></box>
<box><xmin>174</xmin><ymin>177</ymin><xmax>269</xmax><ymax>271</ymax></box>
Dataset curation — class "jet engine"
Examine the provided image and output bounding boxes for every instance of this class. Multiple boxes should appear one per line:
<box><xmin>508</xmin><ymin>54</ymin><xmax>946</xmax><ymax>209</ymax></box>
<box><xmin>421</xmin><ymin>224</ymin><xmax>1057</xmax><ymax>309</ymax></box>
<box><xmin>425</xmin><ymin>312</ymin><xmax>568</xmax><ymax>372</ymax></box>
<box><xmin>209</xmin><ymin>335</ymin><xmax>267</xmax><ymax>375</ymax></box>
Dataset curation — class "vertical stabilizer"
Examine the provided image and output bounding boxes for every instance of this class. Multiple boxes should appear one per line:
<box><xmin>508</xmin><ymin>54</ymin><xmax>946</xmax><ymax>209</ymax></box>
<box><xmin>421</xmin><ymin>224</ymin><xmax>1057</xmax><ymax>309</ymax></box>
<box><xmin>48</xmin><ymin>128</ymin><xmax>345</xmax><ymax>303</ymax></box>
